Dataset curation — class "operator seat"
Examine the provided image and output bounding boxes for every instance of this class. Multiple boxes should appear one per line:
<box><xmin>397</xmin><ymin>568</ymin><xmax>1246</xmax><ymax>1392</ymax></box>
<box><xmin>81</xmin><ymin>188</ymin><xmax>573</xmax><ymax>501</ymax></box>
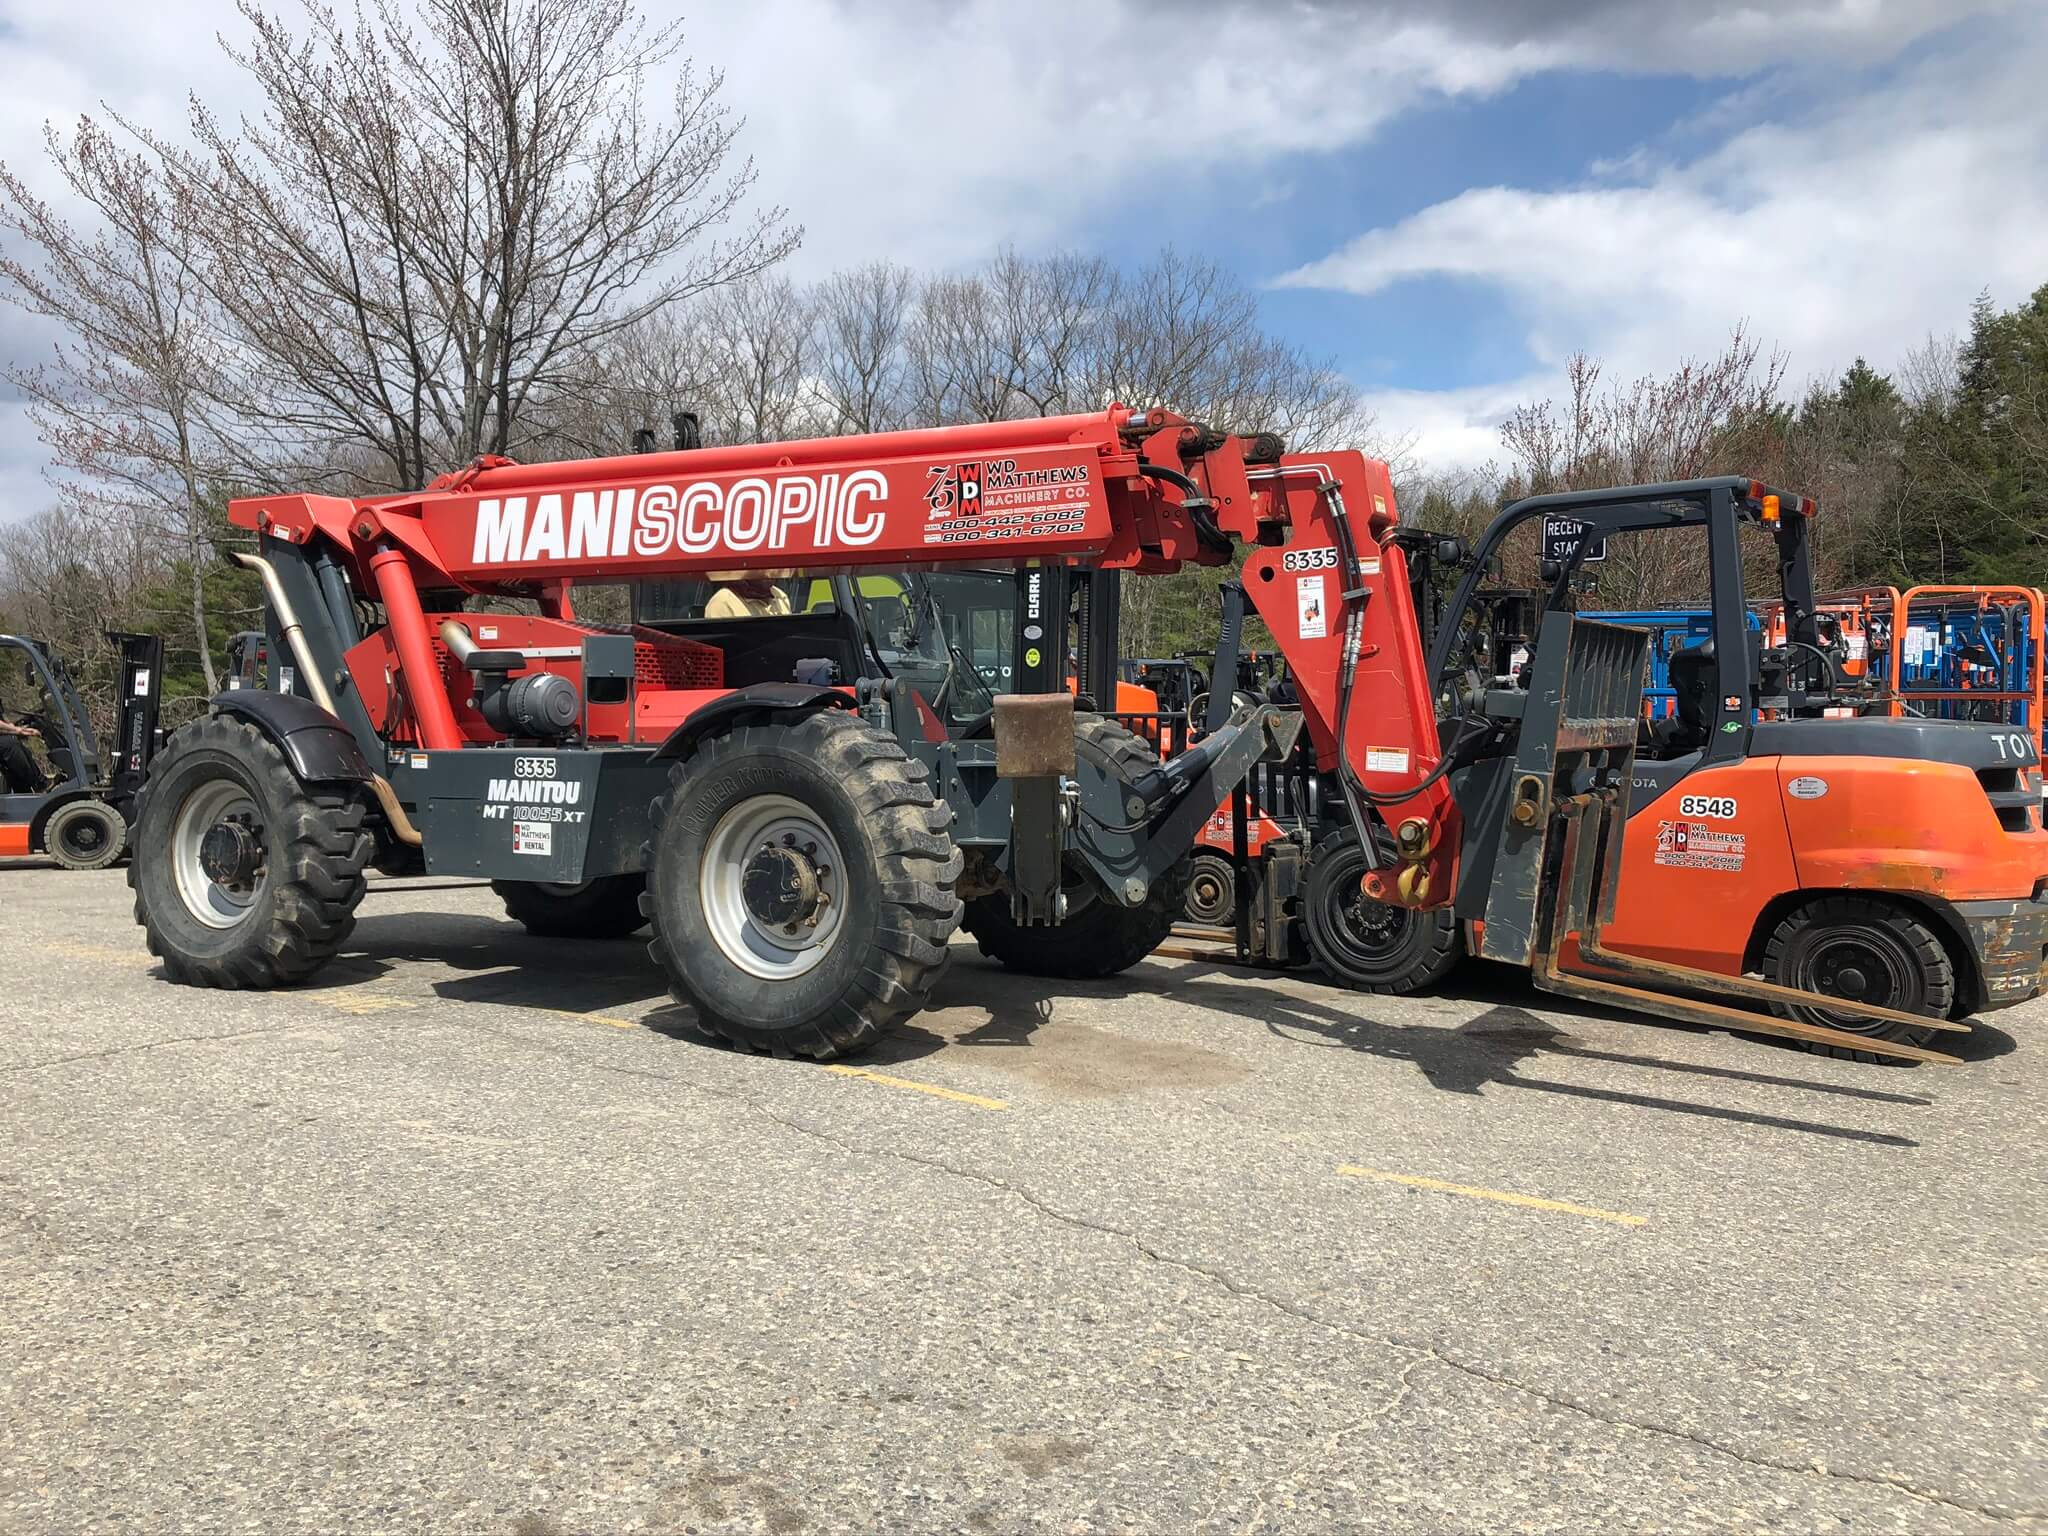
<box><xmin>1658</xmin><ymin>638</ymin><xmax>1716</xmax><ymax>754</ymax></box>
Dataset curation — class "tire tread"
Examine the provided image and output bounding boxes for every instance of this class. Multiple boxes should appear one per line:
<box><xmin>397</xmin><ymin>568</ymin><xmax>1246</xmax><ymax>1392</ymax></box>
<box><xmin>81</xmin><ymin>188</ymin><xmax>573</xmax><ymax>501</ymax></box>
<box><xmin>642</xmin><ymin>708</ymin><xmax>961</xmax><ymax>1059</ymax></box>
<box><xmin>961</xmin><ymin>714</ymin><xmax>1189</xmax><ymax>979</ymax></box>
<box><xmin>128</xmin><ymin>713</ymin><xmax>370</xmax><ymax>989</ymax></box>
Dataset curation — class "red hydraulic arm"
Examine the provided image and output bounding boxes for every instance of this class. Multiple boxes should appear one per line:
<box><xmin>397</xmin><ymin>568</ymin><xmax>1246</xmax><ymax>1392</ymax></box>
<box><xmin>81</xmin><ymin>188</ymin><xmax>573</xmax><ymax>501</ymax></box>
<box><xmin>228</xmin><ymin>406</ymin><xmax>1460</xmax><ymax>907</ymax></box>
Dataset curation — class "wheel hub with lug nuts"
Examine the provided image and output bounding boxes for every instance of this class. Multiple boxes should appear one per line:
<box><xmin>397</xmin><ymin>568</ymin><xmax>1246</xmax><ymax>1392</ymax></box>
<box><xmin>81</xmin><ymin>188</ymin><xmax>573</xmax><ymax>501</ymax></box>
<box><xmin>700</xmin><ymin>797</ymin><xmax>847</xmax><ymax>980</ymax></box>
<box><xmin>199</xmin><ymin>818</ymin><xmax>264</xmax><ymax>890</ymax></box>
<box><xmin>743</xmin><ymin>840</ymin><xmax>827</xmax><ymax>931</ymax></box>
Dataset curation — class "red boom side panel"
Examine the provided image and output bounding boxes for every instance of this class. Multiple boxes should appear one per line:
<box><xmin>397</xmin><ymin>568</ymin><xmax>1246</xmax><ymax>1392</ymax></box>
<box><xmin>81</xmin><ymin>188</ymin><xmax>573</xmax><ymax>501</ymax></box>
<box><xmin>1240</xmin><ymin>452</ymin><xmax>1461</xmax><ymax>904</ymax></box>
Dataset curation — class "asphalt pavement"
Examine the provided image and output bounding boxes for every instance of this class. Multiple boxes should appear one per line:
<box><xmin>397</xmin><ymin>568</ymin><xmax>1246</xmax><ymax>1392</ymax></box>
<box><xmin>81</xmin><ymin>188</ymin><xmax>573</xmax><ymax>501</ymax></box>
<box><xmin>2</xmin><ymin>863</ymin><xmax>2043</xmax><ymax>1534</ymax></box>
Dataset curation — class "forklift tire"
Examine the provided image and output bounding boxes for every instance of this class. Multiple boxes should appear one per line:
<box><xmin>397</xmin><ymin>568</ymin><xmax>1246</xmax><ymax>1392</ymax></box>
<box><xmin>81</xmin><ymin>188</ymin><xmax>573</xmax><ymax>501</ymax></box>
<box><xmin>1300</xmin><ymin>827</ymin><xmax>1462</xmax><ymax>995</ymax></box>
<box><xmin>643</xmin><ymin>709</ymin><xmax>962</xmax><ymax>1060</ymax></box>
<box><xmin>492</xmin><ymin>875</ymin><xmax>648</xmax><ymax>938</ymax></box>
<box><xmin>1762</xmin><ymin>896</ymin><xmax>1954</xmax><ymax>1063</ymax></box>
<box><xmin>1185</xmin><ymin>852</ymin><xmax>1236</xmax><ymax>927</ymax></box>
<box><xmin>961</xmin><ymin>715</ymin><xmax>1191</xmax><ymax>979</ymax></box>
<box><xmin>129</xmin><ymin>714</ymin><xmax>371</xmax><ymax>988</ymax></box>
<box><xmin>44</xmin><ymin>799</ymin><xmax>127</xmax><ymax>871</ymax></box>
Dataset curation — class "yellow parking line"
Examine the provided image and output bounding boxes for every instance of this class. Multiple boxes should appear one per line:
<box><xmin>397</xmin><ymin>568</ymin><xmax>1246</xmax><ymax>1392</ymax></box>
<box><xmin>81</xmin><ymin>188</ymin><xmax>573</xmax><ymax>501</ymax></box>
<box><xmin>314</xmin><ymin>993</ymin><xmax>422</xmax><ymax>1016</ymax></box>
<box><xmin>823</xmin><ymin>1064</ymin><xmax>1008</xmax><ymax>1111</ymax></box>
<box><xmin>1337</xmin><ymin>1164</ymin><xmax>1645</xmax><ymax>1228</ymax></box>
<box><xmin>528</xmin><ymin>1005</ymin><xmax>641</xmax><ymax>1030</ymax></box>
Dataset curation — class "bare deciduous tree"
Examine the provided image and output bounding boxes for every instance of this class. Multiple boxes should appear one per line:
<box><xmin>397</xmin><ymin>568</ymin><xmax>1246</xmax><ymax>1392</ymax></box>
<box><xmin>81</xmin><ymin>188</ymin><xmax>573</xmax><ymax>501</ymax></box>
<box><xmin>164</xmin><ymin>0</ymin><xmax>798</xmax><ymax>491</ymax></box>
<box><xmin>0</xmin><ymin>506</ymin><xmax>161</xmax><ymax>735</ymax></box>
<box><xmin>561</xmin><ymin>246</ymin><xmax>1390</xmax><ymax>653</ymax></box>
<box><xmin>0</xmin><ymin>118</ymin><xmax>242</xmax><ymax>688</ymax></box>
<box><xmin>1495</xmin><ymin>327</ymin><xmax>1788</xmax><ymax>605</ymax></box>
<box><xmin>812</xmin><ymin>262</ymin><xmax>916</xmax><ymax>435</ymax></box>
<box><xmin>697</xmin><ymin>275</ymin><xmax>814</xmax><ymax>444</ymax></box>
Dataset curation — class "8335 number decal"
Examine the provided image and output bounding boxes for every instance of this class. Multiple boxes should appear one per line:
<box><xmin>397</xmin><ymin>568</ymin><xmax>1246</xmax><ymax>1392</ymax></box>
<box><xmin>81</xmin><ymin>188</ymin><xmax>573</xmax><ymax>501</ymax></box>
<box><xmin>1282</xmin><ymin>547</ymin><xmax>1339</xmax><ymax>572</ymax></box>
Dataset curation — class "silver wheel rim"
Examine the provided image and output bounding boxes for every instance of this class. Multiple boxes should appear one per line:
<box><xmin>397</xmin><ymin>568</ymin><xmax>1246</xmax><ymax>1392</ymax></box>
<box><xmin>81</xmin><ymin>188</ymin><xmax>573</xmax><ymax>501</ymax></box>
<box><xmin>700</xmin><ymin>794</ymin><xmax>847</xmax><ymax>980</ymax></box>
<box><xmin>171</xmin><ymin>778</ymin><xmax>264</xmax><ymax>929</ymax></box>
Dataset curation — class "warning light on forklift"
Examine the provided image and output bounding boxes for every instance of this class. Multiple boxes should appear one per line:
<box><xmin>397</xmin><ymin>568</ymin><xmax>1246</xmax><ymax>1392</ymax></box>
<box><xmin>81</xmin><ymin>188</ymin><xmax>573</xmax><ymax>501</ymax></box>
<box><xmin>1761</xmin><ymin>494</ymin><xmax>1781</xmax><ymax>522</ymax></box>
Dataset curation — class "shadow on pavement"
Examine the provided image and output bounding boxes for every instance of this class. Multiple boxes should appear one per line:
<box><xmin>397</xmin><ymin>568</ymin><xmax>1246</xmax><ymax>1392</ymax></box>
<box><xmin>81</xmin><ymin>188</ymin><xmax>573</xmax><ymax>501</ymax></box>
<box><xmin>348</xmin><ymin>910</ymin><xmax>671</xmax><ymax>1016</ymax></box>
<box><xmin>912</xmin><ymin>955</ymin><xmax>1931</xmax><ymax>1146</ymax></box>
<box><xmin>338</xmin><ymin>910</ymin><xmax>1940</xmax><ymax>1145</ymax></box>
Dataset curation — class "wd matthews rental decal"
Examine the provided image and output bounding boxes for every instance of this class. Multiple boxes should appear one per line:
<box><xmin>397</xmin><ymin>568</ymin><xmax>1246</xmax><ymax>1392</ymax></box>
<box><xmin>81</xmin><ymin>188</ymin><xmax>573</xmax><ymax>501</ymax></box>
<box><xmin>482</xmin><ymin>756</ymin><xmax>587</xmax><ymax>858</ymax></box>
<box><xmin>1653</xmin><ymin>795</ymin><xmax>1745</xmax><ymax>872</ymax></box>
<box><xmin>922</xmin><ymin>458</ymin><xmax>1092</xmax><ymax>546</ymax></box>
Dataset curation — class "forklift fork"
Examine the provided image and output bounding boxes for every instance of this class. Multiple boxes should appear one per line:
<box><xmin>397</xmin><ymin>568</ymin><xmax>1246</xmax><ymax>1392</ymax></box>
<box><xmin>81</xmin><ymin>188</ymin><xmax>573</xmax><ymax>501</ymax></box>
<box><xmin>1482</xmin><ymin>614</ymin><xmax>1967</xmax><ymax>1066</ymax></box>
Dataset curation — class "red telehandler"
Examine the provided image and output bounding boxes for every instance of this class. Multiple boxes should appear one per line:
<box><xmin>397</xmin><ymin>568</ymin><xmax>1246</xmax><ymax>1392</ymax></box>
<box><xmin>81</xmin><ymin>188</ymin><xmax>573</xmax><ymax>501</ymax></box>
<box><xmin>126</xmin><ymin>408</ymin><xmax>1969</xmax><ymax>1062</ymax></box>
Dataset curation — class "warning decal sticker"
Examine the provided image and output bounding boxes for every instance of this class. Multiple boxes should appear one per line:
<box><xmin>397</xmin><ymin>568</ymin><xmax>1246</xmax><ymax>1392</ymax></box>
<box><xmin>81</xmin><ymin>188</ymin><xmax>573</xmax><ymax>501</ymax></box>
<box><xmin>1297</xmin><ymin>574</ymin><xmax>1327</xmax><ymax>639</ymax></box>
<box><xmin>1653</xmin><ymin>819</ymin><xmax>1746</xmax><ymax>872</ymax></box>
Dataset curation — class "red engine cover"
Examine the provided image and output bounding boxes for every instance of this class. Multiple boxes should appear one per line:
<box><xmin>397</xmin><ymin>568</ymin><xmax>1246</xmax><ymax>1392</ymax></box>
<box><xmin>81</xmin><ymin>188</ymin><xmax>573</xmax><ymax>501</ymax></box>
<box><xmin>345</xmin><ymin>613</ymin><xmax>723</xmax><ymax>745</ymax></box>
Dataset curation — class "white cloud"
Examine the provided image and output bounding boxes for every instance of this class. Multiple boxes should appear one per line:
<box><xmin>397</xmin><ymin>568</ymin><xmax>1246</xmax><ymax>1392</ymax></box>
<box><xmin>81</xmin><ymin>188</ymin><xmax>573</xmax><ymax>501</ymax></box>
<box><xmin>1390</xmin><ymin>0</ymin><xmax>2013</xmax><ymax>73</ymax></box>
<box><xmin>0</xmin><ymin>0</ymin><xmax>2015</xmax><ymax>514</ymax></box>
<box><xmin>679</xmin><ymin>0</ymin><xmax>1998</xmax><ymax>279</ymax></box>
<box><xmin>1282</xmin><ymin>16</ymin><xmax>2048</xmax><ymax>467</ymax></box>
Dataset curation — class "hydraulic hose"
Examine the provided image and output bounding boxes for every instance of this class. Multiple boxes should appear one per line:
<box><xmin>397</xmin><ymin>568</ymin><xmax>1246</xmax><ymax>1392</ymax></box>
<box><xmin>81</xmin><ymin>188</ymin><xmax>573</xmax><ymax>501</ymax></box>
<box><xmin>1137</xmin><ymin>462</ymin><xmax>1232</xmax><ymax>556</ymax></box>
<box><xmin>1313</xmin><ymin>481</ymin><xmax>1473</xmax><ymax>856</ymax></box>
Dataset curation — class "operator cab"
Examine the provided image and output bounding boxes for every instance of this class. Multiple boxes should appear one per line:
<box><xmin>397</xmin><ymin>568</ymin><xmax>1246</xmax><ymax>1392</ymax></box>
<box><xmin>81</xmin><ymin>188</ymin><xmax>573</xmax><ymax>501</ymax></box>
<box><xmin>0</xmin><ymin>638</ymin><xmax>93</xmax><ymax>792</ymax></box>
<box><xmin>633</xmin><ymin>568</ymin><xmax>1019</xmax><ymax>731</ymax></box>
<box><xmin>1426</xmin><ymin>477</ymin><xmax>2044</xmax><ymax>831</ymax></box>
<box><xmin>1428</xmin><ymin>478</ymin><xmax>1863</xmax><ymax>765</ymax></box>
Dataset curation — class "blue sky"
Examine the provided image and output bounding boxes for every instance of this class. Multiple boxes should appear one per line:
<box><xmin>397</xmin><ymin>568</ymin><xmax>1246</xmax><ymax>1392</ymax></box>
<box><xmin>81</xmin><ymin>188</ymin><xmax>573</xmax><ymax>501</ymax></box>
<box><xmin>1</xmin><ymin>0</ymin><xmax>2044</xmax><ymax>504</ymax></box>
<box><xmin>1088</xmin><ymin>67</ymin><xmax>1734</xmax><ymax>393</ymax></box>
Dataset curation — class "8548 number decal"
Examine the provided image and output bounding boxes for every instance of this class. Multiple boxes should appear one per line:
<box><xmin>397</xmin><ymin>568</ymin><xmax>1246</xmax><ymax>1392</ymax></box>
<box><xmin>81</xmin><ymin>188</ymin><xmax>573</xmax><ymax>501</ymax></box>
<box><xmin>1677</xmin><ymin>794</ymin><xmax>1737</xmax><ymax>819</ymax></box>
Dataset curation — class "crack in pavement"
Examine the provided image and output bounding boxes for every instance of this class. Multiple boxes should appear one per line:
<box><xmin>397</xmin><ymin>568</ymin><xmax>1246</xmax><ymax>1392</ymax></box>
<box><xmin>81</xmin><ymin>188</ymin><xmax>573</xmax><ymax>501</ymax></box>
<box><xmin>0</xmin><ymin>1002</ymin><xmax>451</xmax><ymax>1081</ymax></box>
<box><xmin>1333</xmin><ymin>1352</ymin><xmax>1429</xmax><ymax>1450</ymax></box>
<box><xmin>0</xmin><ymin>1024</ymin><xmax>320</xmax><ymax>1077</ymax></box>
<box><xmin>409</xmin><ymin>1009</ymin><xmax>2048</xmax><ymax>1528</ymax></box>
<box><xmin>1411</xmin><ymin>1346</ymin><xmax>2048</xmax><ymax>1527</ymax></box>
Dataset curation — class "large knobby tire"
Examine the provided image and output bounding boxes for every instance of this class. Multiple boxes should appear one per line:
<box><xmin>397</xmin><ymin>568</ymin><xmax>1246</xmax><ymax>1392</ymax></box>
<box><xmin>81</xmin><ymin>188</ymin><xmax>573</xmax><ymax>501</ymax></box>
<box><xmin>493</xmin><ymin>874</ymin><xmax>648</xmax><ymax>938</ymax></box>
<box><xmin>643</xmin><ymin>709</ymin><xmax>961</xmax><ymax>1059</ymax></box>
<box><xmin>1185</xmin><ymin>851</ymin><xmax>1236</xmax><ymax>927</ymax></box>
<box><xmin>129</xmin><ymin>714</ymin><xmax>371</xmax><ymax>988</ymax></box>
<box><xmin>1762</xmin><ymin>896</ymin><xmax>1954</xmax><ymax>1063</ymax></box>
<box><xmin>961</xmin><ymin>714</ymin><xmax>1190</xmax><ymax>979</ymax></box>
<box><xmin>45</xmin><ymin>798</ymin><xmax>127</xmax><ymax>871</ymax></box>
<box><xmin>1300</xmin><ymin>827</ymin><xmax>1461</xmax><ymax>995</ymax></box>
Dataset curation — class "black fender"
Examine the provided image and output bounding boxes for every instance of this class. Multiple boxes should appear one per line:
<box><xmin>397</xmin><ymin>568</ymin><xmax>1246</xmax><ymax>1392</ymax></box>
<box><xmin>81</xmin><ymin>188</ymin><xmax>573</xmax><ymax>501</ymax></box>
<box><xmin>654</xmin><ymin>683</ymin><xmax>857</xmax><ymax>761</ymax></box>
<box><xmin>210</xmin><ymin>690</ymin><xmax>377</xmax><ymax>784</ymax></box>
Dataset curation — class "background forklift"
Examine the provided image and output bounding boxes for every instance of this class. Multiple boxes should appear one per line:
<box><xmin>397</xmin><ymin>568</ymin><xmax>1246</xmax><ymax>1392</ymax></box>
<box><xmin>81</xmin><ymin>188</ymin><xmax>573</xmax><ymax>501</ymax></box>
<box><xmin>1412</xmin><ymin>479</ymin><xmax>2048</xmax><ymax>1058</ymax></box>
<box><xmin>0</xmin><ymin>632</ymin><xmax>164</xmax><ymax>869</ymax></box>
